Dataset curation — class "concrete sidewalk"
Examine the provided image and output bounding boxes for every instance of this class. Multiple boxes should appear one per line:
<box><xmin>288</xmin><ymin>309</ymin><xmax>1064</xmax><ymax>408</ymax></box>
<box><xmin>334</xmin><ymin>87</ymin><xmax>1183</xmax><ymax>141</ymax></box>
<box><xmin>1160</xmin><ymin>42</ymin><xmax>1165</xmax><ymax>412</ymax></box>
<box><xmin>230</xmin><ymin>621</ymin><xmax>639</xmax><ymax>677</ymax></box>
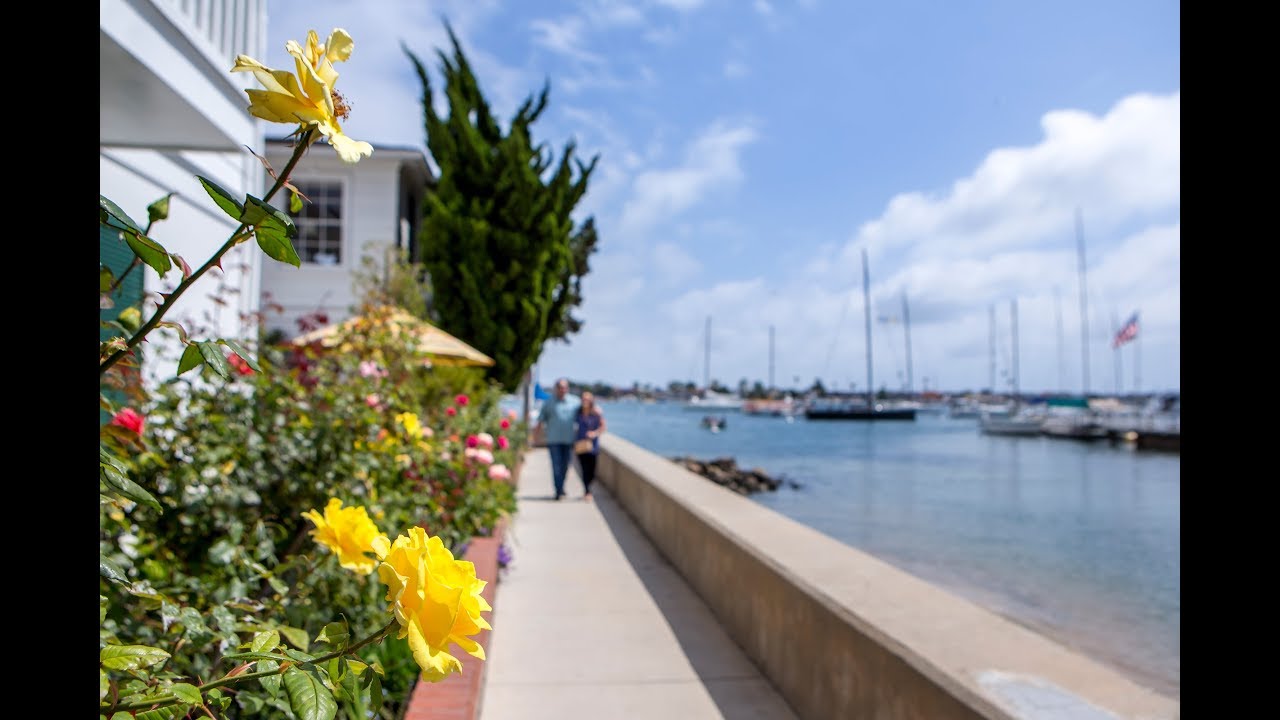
<box><xmin>478</xmin><ymin>449</ymin><xmax>798</xmax><ymax>720</ymax></box>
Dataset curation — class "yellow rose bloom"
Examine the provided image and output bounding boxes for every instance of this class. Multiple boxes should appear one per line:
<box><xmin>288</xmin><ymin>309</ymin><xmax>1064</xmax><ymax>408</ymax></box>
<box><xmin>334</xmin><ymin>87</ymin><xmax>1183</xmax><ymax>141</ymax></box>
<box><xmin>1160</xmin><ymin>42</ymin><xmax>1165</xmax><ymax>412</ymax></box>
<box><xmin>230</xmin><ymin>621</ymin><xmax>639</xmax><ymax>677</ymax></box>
<box><xmin>231</xmin><ymin>28</ymin><xmax>373</xmax><ymax>163</ymax></box>
<box><xmin>376</xmin><ymin>527</ymin><xmax>492</xmax><ymax>681</ymax></box>
<box><xmin>301</xmin><ymin>498</ymin><xmax>388</xmax><ymax>574</ymax></box>
<box><xmin>396</xmin><ymin>412</ymin><xmax>424</xmax><ymax>439</ymax></box>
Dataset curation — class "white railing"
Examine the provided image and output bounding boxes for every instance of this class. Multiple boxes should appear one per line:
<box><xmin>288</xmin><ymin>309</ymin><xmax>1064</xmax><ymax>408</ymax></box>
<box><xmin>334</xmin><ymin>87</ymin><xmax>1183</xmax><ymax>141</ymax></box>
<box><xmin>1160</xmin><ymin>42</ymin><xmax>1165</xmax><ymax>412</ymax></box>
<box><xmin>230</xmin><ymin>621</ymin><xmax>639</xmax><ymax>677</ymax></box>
<box><xmin>153</xmin><ymin>0</ymin><xmax>267</xmax><ymax>77</ymax></box>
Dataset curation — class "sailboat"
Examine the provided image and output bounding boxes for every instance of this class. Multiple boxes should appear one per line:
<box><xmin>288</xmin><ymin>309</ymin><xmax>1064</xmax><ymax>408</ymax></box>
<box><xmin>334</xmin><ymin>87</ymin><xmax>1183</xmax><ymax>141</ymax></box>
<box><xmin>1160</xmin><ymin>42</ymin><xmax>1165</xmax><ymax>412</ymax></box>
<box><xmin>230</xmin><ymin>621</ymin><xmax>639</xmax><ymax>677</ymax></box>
<box><xmin>805</xmin><ymin>248</ymin><xmax>916</xmax><ymax>421</ymax></box>
<box><xmin>684</xmin><ymin>316</ymin><xmax>744</xmax><ymax>412</ymax></box>
<box><xmin>979</xmin><ymin>298</ymin><xmax>1045</xmax><ymax>436</ymax></box>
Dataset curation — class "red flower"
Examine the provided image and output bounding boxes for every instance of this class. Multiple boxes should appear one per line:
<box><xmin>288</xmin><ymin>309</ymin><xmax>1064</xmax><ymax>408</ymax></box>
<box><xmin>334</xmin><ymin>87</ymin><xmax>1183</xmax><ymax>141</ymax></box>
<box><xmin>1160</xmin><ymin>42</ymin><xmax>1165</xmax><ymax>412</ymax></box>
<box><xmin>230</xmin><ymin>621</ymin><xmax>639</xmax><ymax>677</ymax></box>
<box><xmin>500</xmin><ymin>418</ymin><xmax>511</xmax><ymax>429</ymax></box>
<box><xmin>445</xmin><ymin>407</ymin><xmax>457</xmax><ymax>417</ymax></box>
<box><xmin>111</xmin><ymin>408</ymin><xmax>145</xmax><ymax>435</ymax></box>
<box><xmin>227</xmin><ymin>352</ymin><xmax>255</xmax><ymax>376</ymax></box>
<box><xmin>466</xmin><ymin>435</ymin><xmax>479</xmax><ymax>448</ymax></box>
<box><xmin>455</xmin><ymin>394</ymin><xmax>470</xmax><ymax>406</ymax></box>
<box><xmin>497</xmin><ymin>435</ymin><xmax>510</xmax><ymax>450</ymax></box>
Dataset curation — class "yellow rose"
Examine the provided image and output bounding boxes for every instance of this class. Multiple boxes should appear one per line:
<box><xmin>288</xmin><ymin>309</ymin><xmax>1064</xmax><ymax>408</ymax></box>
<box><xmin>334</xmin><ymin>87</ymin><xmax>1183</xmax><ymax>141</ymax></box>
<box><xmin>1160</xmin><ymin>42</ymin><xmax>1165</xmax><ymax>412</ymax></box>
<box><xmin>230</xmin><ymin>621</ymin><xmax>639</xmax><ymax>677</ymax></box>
<box><xmin>231</xmin><ymin>28</ymin><xmax>373</xmax><ymax>163</ymax></box>
<box><xmin>375</xmin><ymin>527</ymin><xmax>491</xmax><ymax>681</ymax></box>
<box><xmin>396</xmin><ymin>412</ymin><xmax>424</xmax><ymax>439</ymax></box>
<box><xmin>301</xmin><ymin>498</ymin><xmax>387</xmax><ymax>574</ymax></box>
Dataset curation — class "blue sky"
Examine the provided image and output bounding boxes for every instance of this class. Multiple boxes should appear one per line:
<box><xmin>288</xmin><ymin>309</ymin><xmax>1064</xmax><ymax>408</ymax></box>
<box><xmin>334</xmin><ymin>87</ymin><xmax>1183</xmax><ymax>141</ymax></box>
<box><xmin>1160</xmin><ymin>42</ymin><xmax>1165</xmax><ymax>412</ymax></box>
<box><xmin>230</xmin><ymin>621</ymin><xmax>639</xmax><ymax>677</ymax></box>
<box><xmin>265</xmin><ymin>0</ymin><xmax>1180</xmax><ymax>395</ymax></box>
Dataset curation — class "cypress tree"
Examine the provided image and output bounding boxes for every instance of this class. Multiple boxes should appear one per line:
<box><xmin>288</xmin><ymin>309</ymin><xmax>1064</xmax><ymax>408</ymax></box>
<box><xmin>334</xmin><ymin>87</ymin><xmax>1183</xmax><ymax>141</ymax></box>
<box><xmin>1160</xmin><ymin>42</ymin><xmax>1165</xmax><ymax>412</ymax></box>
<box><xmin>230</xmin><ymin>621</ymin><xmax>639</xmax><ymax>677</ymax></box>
<box><xmin>404</xmin><ymin>25</ymin><xmax>599</xmax><ymax>391</ymax></box>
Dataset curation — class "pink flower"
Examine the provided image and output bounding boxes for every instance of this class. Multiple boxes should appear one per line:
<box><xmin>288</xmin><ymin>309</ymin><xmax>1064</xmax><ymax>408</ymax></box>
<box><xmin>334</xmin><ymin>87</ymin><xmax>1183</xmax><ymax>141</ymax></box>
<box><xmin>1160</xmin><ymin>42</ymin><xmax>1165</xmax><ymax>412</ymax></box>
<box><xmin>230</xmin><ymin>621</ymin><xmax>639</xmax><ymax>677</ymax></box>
<box><xmin>488</xmin><ymin>464</ymin><xmax>511</xmax><ymax>481</ymax></box>
<box><xmin>500</xmin><ymin>418</ymin><xmax>511</xmax><ymax>429</ymax></box>
<box><xmin>506</xmin><ymin>409</ymin><xmax>518</xmax><ymax>420</ymax></box>
<box><xmin>359</xmin><ymin>360</ymin><xmax>387</xmax><ymax>378</ymax></box>
<box><xmin>440</xmin><ymin>451</ymin><xmax>452</xmax><ymax>461</ymax></box>
<box><xmin>227</xmin><ymin>352</ymin><xmax>255</xmax><ymax>376</ymax></box>
<box><xmin>474</xmin><ymin>449</ymin><xmax>494</xmax><ymax>465</ymax></box>
<box><xmin>497</xmin><ymin>435</ymin><xmax>510</xmax><ymax>450</ymax></box>
<box><xmin>445</xmin><ymin>407</ymin><xmax>457</xmax><ymax>417</ymax></box>
<box><xmin>465</xmin><ymin>435</ymin><xmax>479</xmax><ymax>448</ymax></box>
<box><xmin>464</xmin><ymin>447</ymin><xmax>478</xmax><ymax>460</ymax></box>
<box><xmin>110</xmin><ymin>408</ymin><xmax>144</xmax><ymax>434</ymax></box>
<box><xmin>476</xmin><ymin>432</ymin><xmax>494</xmax><ymax>448</ymax></box>
<box><xmin>455</xmin><ymin>394</ymin><xmax>470</xmax><ymax>406</ymax></box>
<box><xmin>365</xmin><ymin>394</ymin><xmax>381</xmax><ymax>408</ymax></box>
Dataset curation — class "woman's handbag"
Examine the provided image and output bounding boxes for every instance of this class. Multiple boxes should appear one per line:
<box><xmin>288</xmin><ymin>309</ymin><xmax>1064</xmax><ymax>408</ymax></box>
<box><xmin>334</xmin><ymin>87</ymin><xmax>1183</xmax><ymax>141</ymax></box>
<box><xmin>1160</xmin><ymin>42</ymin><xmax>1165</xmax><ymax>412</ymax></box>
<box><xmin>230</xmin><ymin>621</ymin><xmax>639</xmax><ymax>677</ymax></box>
<box><xmin>574</xmin><ymin>438</ymin><xmax>594</xmax><ymax>454</ymax></box>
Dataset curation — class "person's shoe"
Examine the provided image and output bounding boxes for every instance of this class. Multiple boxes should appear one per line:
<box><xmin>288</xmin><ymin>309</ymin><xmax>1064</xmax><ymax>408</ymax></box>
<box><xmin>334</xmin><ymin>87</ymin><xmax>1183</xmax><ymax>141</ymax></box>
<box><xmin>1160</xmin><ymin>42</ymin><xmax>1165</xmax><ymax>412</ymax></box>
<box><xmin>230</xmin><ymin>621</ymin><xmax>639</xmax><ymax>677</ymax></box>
<box><xmin>583</xmin><ymin>492</ymin><xmax>593</xmax><ymax>502</ymax></box>
<box><xmin>554</xmin><ymin>492</ymin><xmax>564</xmax><ymax>501</ymax></box>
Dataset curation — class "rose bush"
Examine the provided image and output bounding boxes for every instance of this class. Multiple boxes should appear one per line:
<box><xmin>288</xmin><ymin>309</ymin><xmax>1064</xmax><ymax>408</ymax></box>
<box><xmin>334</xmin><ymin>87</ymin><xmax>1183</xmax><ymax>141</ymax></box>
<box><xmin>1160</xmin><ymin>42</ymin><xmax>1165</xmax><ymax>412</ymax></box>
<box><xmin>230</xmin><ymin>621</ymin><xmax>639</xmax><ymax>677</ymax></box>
<box><xmin>100</xmin><ymin>24</ymin><xmax>517</xmax><ymax>719</ymax></box>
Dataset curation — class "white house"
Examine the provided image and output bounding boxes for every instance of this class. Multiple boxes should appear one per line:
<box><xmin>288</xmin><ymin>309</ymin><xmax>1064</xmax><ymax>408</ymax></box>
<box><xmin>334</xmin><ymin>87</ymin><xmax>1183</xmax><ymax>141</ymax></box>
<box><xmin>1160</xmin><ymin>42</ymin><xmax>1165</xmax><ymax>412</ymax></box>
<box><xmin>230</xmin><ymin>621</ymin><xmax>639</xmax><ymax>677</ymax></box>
<box><xmin>100</xmin><ymin>0</ymin><xmax>267</xmax><ymax>382</ymax></box>
<box><xmin>258</xmin><ymin>138</ymin><xmax>433</xmax><ymax>339</ymax></box>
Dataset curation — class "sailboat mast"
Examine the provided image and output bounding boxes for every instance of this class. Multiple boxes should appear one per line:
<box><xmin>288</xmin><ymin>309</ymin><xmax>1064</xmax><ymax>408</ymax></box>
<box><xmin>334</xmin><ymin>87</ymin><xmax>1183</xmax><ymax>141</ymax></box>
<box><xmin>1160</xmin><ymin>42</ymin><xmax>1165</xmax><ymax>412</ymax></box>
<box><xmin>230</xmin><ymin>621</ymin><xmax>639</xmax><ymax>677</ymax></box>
<box><xmin>1054</xmin><ymin>286</ymin><xmax>1066</xmax><ymax>393</ymax></box>
<box><xmin>1011</xmin><ymin>298</ymin><xmax>1019</xmax><ymax>405</ymax></box>
<box><xmin>704</xmin><ymin>316</ymin><xmax>711</xmax><ymax>391</ymax></box>
<box><xmin>902</xmin><ymin>292</ymin><xmax>913</xmax><ymax>394</ymax></box>
<box><xmin>769</xmin><ymin>325</ymin><xmax>775</xmax><ymax>391</ymax></box>
<box><xmin>862</xmin><ymin>248</ymin><xmax>873</xmax><ymax>406</ymax></box>
<box><xmin>989</xmin><ymin>304</ymin><xmax>997</xmax><ymax>392</ymax></box>
<box><xmin>1076</xmin><ymin>208</ymin><xmax>1091</xmax><ymax>396</ymax></box>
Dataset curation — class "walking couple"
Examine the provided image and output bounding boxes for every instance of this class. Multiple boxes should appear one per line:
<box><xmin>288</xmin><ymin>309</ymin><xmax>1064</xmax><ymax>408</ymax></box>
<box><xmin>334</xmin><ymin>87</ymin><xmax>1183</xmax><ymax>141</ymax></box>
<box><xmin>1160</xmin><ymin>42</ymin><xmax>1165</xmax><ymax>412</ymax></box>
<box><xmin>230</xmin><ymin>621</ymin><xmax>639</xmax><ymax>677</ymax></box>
<box><xmin>533</xmin><ymin>378</ymin><xmax>607</xmax><ymax>501</ymax></box>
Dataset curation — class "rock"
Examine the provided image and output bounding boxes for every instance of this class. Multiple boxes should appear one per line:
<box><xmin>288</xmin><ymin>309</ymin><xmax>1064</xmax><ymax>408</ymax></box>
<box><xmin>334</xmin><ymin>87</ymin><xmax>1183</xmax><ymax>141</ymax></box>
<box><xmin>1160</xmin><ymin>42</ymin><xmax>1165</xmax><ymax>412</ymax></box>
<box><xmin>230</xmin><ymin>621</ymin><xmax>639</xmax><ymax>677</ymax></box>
<box><xmin>669</xmin><ymin>455</ymin><xmax>781</xmax><ymax>495</ymax></box>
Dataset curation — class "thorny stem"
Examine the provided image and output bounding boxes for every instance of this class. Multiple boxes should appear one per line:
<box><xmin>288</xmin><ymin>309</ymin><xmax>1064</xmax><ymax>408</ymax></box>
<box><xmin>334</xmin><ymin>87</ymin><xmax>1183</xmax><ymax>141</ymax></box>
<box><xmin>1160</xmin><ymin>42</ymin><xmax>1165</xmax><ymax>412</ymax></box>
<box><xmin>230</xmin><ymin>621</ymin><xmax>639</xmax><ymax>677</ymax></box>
<box><xmin>109</xmin><ymin>617</ymin><xmax>399</xmax><ymax>713</ymax></box>
<box><xmin>100</xmin><ymin>129</ymin><xmax>317</xmax><ymax>376</ymax></box>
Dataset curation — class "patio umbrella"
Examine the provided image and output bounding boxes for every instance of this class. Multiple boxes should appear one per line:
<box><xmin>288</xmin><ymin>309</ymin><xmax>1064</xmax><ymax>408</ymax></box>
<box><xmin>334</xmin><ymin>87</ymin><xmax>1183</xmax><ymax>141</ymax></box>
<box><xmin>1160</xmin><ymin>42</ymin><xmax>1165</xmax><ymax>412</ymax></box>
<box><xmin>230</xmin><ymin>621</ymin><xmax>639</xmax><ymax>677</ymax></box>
<box><xmin>292</xmin><ymin>306</ymin><xmax>495</xmax><ymax>367</ymax></box>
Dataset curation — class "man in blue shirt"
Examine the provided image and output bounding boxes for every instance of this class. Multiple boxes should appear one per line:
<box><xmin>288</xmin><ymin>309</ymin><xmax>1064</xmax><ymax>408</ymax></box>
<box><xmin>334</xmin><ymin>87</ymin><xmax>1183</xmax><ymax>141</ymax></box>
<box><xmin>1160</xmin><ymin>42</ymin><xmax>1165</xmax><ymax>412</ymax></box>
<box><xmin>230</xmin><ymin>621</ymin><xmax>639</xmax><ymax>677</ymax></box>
<box><xmin>534</xmin><ymin>378</ymin><xmax>581</xmax><ymax>500</ymax></box>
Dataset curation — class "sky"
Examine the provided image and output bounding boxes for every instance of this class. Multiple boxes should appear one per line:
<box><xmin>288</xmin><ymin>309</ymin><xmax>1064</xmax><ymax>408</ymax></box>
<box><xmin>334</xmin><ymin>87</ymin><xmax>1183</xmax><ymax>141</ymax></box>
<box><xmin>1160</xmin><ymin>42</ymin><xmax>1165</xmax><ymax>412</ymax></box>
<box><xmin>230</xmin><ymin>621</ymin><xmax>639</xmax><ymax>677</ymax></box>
<box><xmin>265</xmin><ymin>0</ymin><xmax>1180</xmax><ymax>396</ymax></box>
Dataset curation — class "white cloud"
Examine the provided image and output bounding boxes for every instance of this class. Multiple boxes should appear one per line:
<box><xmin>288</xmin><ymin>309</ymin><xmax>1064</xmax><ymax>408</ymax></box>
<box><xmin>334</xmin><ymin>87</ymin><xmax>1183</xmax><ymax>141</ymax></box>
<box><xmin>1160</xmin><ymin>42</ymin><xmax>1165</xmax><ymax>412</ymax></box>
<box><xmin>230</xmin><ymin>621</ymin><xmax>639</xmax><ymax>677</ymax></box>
<box><xmin>531</xmin><ymin>16</ymin><xmax>603</xmax><ymax>63</ymax></box>
<box><xmin>724</xmin><ymin>60</ymin><xmax>749</xmax><ymax>78</ymax></box>
<box><xmin>843</xmin><ymin>91</ymin><xmax>1181</xmax><ymax>271</ymax></box>
<box><xmin>754</xmin><ymin>0</ymin><xmax>775</xmax><ymax>16</ymax></box>
<box><xmin>652</xmin><ymin>242</ymin><xmax>703</xmax><ymax>284</ymax></box>
<box><xmin>617</xmin><ymin>121</ymin><xmax>760</xmax><ymax>238</ymax></box>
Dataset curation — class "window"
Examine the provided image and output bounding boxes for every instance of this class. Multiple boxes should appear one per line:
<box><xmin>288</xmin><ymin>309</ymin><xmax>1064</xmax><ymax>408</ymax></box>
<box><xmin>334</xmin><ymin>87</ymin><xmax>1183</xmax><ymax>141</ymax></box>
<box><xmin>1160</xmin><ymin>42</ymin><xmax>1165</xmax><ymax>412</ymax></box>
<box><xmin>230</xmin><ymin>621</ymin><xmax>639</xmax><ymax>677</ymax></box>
<box><xmin>289</xmin><ymin>181</ymin><xmax>343</xmax><ymax>265</ymax></box>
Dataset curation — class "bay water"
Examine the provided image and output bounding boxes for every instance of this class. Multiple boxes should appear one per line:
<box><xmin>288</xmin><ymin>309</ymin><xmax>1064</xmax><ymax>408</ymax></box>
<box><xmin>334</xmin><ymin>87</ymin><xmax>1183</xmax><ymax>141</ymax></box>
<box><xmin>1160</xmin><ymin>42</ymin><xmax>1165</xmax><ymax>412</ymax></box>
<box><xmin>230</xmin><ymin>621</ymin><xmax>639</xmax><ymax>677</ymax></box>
<box><xmin>597</xmin><ymin>399</ymin><xmax>1180</xmax><ymax>699</ymax></box>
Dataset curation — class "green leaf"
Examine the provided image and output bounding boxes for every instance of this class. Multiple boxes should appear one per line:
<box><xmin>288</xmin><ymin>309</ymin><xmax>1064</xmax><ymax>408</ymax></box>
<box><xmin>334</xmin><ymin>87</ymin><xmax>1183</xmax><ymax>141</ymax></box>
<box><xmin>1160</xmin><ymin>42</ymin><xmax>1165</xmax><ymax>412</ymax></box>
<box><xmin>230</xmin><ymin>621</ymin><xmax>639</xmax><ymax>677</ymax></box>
<box><xmin>222</xmin><ymin>651</ymin><xmax>289</xmax><ymax>662</ymax></box>
<box><xmin>284</xmin><ymin>648</ymin><xmax>316</xmax><ymax>663</ymax></box>
<box><xmin>290</xmin><ymin>191</ymin><xmax>304</xmax><ymax>213</ymax></box>
<box><xmin>314</xmin><ymin>620</ymin><xmax>348</xmax><ymax>648</ymax></box>
<box><xmin>117</xmin><ymin>307</ymin><xmax>142</xmax><ymax>334</ymax></box>
<box><xmin>251</xmin><ymin>630</ymin><xmax>280</xmax><ymax>654</ymax></box>
<box><xmin>123</xmin><ymin>230</ymin><xmax>173</xmax><ymax>278</ymax></box>
<box><xmin>101</xmin><ymin>670</ymin><xmax>110</xmax><ymax>702</ymax></box>
<box><xmin>101</xmin><ymin>265</ymin><xmax>115</xmax><ymax>293</ymax></box>
<box><xmin>136</xmin><ymin>704</ymin><xmax>187</xmax><ymax>720</ymax></box>
<box><xmin>100</xmin><ymin>463</ymin><xmax>163</xmax><ymax>512</ymax></box>
<box><xmin>170</xmin><ymin>683</ymin><xmax>202</xmax><ymax>704</ymax></box>
<box><xmin>198</xmin><ymin>176</ymin><xmax>245</xmax><ymax>220</ymax></box>
<box><xmin>258</xmin><ymin>659</ymin><xmax>282</xmax><ymax>698</ymax></box>
<box><xmin>110</xmin><ymin>713</ymin><xmax>133</xmax><ymax>720</ymax></box>
<box><xmin>100</xmin><ymin>644</ymin><xmax>171</xmax><ymax>672</ymax></box>
<box><xmin>283</xmin><ymin>666</ymin><xmax>338</xmax><ymax>720</ymax></box>
<box><xmin>147</xmin><ymin>193</ymin><xmax>173</xmax><ymax>224</ymax></box>
<box><xmin>279</xmin><ymin>626</ymin><xmax>310</xmax><ymax>650</ymax></box>
<box><xmin>255</xmin><ymin>223</ymin><xmax>302</xmax><ymax>267</ymax></box>
<box><xmin>176</xmin><ymin>344</ymin><xmax>202</xmax><ymax>376</ymax></box>
<box><xmin>197</xmin><ymin>340</ymin><xmax>234</xmax><ymax>380</ymax></box>
<box><xmin>246</xmin><ymin>195</ymin><xmax>300</xmax><ymax>265</ymax></box>
<box><xmin>100</xmin><ymin>195</ymin><xmax>145</xmax><ymax>234</ymax></box>
<box><xmin>369</xmin><ymin>673</ymin><xmax>382</xmax><ymax>710</ymax></box>
<box><xmin>100</xmin><ymin>554</ymin><xmax>129</xmax><ymax>584</ymax></box>
<box><xmin>338</xmin><ymin>659</ymin><xmax>362</xmax><ymax>703</ymax></box>
<box><xmin>219</xmin><ymin>339</ymin><xmax>261</xmax><ymax>371</ymax></box>
<box><xmin>246</xmin><ymin>195</ymin><xmax>297</xmax><ymax>236</ymax></box>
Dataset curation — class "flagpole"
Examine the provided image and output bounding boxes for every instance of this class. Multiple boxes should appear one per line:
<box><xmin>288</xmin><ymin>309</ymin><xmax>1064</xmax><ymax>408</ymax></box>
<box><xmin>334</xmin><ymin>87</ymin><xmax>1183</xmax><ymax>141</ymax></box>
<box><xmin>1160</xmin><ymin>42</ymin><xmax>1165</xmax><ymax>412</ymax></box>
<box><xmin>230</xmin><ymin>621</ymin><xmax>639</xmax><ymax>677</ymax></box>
<box><xmin>1134</xmin><ymin>312</ymin><xmax>1141</xmax><ymax>393</ymax></box>
<box><xmin>1112</xmin><ymin>307</ymin><xmax>1122</xmax><ymax>395</ymax></box>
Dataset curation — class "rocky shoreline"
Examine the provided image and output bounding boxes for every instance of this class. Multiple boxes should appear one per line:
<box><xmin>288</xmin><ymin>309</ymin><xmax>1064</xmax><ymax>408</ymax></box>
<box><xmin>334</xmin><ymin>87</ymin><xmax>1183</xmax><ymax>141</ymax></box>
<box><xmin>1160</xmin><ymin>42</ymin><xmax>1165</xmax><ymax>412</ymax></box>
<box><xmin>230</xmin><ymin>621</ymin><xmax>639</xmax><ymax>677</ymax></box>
<box><xmin>669</xmin><ymin>456</ymin><xmax>800</xmax><ymax>495</ymax></box>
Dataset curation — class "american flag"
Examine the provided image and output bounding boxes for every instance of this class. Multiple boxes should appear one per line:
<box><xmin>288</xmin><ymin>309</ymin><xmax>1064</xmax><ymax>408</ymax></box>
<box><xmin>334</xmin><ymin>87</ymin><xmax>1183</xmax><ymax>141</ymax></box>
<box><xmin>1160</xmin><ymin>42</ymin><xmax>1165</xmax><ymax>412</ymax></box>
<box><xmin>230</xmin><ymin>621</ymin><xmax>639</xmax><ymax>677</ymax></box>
<box><xmin>1113</xmin><ymin>312</ymin><xmax>1139</xmax><ymax>348</ymax></box>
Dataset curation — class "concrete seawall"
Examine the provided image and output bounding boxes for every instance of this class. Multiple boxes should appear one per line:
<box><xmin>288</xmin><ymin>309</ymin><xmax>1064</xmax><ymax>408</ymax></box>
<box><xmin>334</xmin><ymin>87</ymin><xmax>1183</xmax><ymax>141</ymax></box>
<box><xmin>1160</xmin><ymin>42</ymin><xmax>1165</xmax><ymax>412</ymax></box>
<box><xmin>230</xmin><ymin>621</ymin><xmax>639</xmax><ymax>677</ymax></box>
<box><xmin>596</xmin><ymin>434</ymin><xmax>1179</xmax><ymax>720</ymax></box>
